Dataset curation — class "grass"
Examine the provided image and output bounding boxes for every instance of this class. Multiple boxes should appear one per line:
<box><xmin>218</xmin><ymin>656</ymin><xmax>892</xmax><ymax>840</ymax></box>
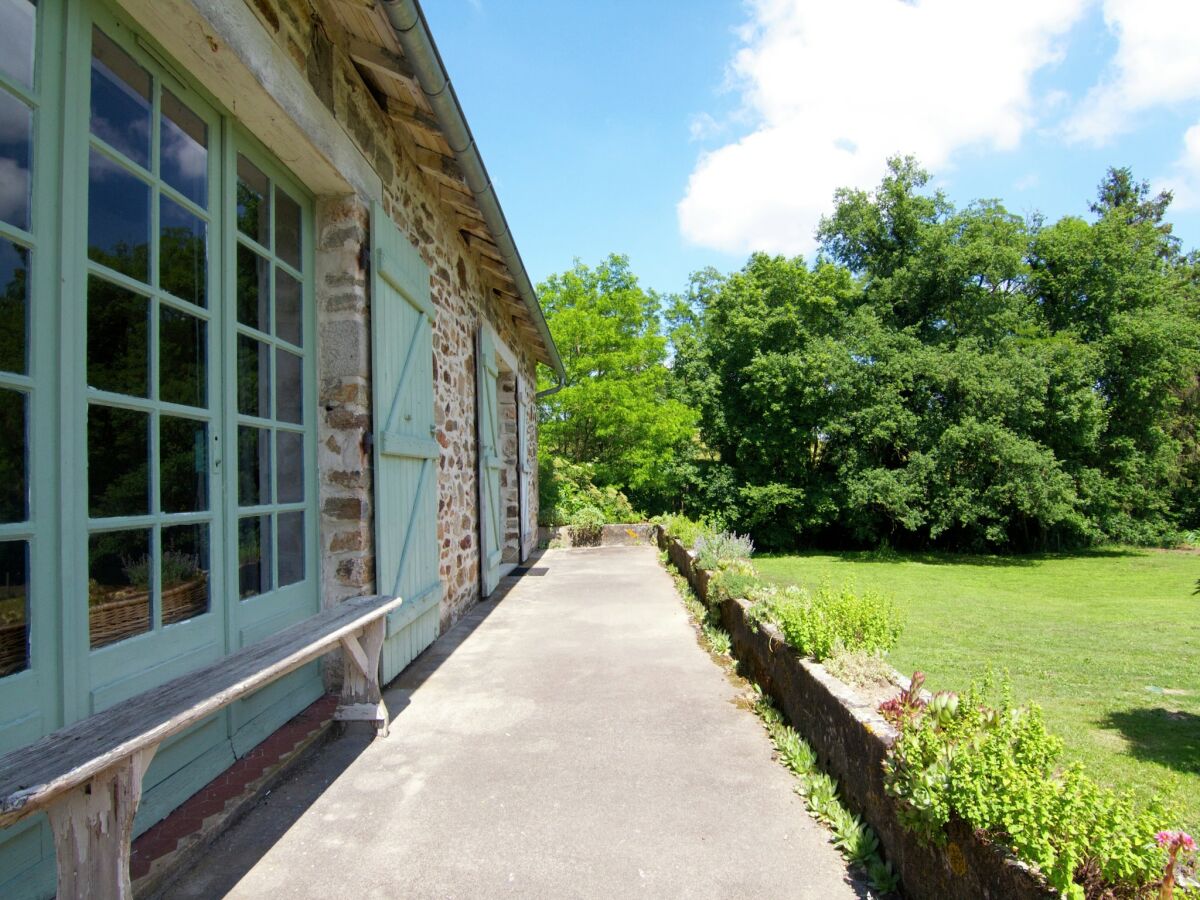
<box><xmin>754</xmin><ymin>547</ymin><xmax>1200</xmax><ymax>831</ymax></box>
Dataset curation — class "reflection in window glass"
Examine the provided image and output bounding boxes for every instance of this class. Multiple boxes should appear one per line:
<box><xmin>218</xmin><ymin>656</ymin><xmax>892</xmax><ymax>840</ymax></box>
<box><xmin>88</xmin><ymin>528</ymin><xmax>152</xmax><ymax>649</ymax></box>
<box><xmin>89</xmin><ymin>27</ymin><xmax>151</xmax><ymax>169</ymax></box>
<box><xmin>160</xmin><ymin>416</ymin><xmax>207</xmax><ymax>514</ymax></box>
<box><xmin>275</xmin><ymin>188</ymin><xmax>301</xmax><ymax>270</ymax></box>
<box><xmin>0</xmin><ymin>0</ymin><xmax>36</xmax><ymax>90</ymax></box>
<box><xmin>0</xmin><ymin>389</ymin><xmax>26</xmax><ymax>523</ymax></box>
<box><xmin>88</xmin><ymin>150</ymin><xmax>150</xmax><ymax>281</ymax></box>
<box><xmin>159</xmin><ymin>306</ymin><xmax>206</xmax><ymax>408</ymax></box>
<box><xmin>162</xmin><ymin>523</ymin><xmax>209</xmax><ymax>626</ymax></box>
<box><xmin>276</xmin><ymin>430</ymin><xmax>303</xmax><ymax>504</ymax></box>
<box><xmin>160</xmin><ymin>89</ymin><xmax>207</xmax><ymax>208</ymax></box>
<box><xmin>160</xmin><ymin>196</ymin><xmax>207</xmax><ymax>307</ymax></box>
<box><xmin>87</xmin><ymin>275</ymin><xmax>148</xmax><ymax>397</ymax></box>
<box><xmin>87</xmin><ymin>404</ymin><xmax>149</xmax><ymax>517</ymax></box>
<box><xmin>278</xmin><ymin>511</ymin><xmax>304</xmax><ymax>586</ymax></box>
<box><xmin>0</xmin><ymin>240</ymin><xmax>29</xmax><ymax>375</ymax></box>
<box><xmin>0</xmin><ymin>91</ymin><xmax>31</xmax><ymax>231</ymax></box>
<box><xmin>276</xmin><ymin>348</ymin><xmax>302</xmax><ymax>425</ymax></box>
<box><xmin>238</xmin><ymin>425</ymin><xmax>271</xmax><ymax>507</ymax></box>
<box><xmin>238</xmin><ymin>515</ymin><xmax>271</xmax><ymax>599</ymax></box>
<box><xmin>236</xmin><ymin>244</ymin><xmax>269</xmax><ymax>331</ymax></box>
<box><xmin>275</xmin><ymin>268</ymin><xmax>301</xmax><ymax>347</ymax></box>
<box><xmin>236</xmin><ymin>154</ymin><xmax>270</xmax><ymax>246</ymax></box>
<box><xmin>237</xmin><ymin>335</ymin><xmax>270</xmax><ymax>418</ymax></box>
<box><xmin>0</xmin><ymin>540</ymin><xmax>28</xmax><ymax>678</ymax></box>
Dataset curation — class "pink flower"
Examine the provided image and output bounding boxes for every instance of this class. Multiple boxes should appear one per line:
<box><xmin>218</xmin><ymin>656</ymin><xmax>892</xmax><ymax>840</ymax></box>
<box><xmin>1156</xmin><ymin>831</ymin><xmax>1197</xmax><ymax>852</ymax></box>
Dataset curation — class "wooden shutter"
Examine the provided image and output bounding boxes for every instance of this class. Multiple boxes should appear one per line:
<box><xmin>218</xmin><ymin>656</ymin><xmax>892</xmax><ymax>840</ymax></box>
<box><xmin>371</xmin><ymin>204</ymin><xmax>441</xmax><ymax>683</ymax></box>
<box><xmin>476</xmin><ymin>326</ymin><xmax>503</xmax><ymax>597</ymax></box>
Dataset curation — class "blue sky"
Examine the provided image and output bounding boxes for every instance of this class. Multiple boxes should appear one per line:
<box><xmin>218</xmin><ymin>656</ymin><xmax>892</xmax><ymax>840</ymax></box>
<box><xmin>424</xmin><ymin>0</ymin><xmax>1200</xmax><ymax>298</ymax></box>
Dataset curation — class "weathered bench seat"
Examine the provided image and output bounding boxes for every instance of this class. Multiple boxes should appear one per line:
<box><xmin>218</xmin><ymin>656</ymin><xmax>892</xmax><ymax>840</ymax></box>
<box><xmin>0</xmin><ymin>592</ymin><xmax>406</xmax><ymax>900</ymax></box>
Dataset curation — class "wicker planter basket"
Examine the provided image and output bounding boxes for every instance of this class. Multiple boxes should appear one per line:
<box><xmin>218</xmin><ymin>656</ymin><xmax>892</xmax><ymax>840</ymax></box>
<box><xmin>89</xmin><ymin>574</ymin><xmax>208</xmax><ymax>648</ymax></box>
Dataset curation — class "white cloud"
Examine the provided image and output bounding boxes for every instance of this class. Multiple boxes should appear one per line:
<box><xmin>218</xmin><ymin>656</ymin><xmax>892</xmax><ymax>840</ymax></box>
<box><xmin>1156</xmin><ymin>121</ymin><xmax>1200</xmax><ymax>210</ymax></box>
<box><xmin>678</xmin><ymin>0</ymin><xmax>1087</xmax><ymax>256</ymax></box>
<box><xmin>1064</xmin><ymin>0</ymin><xmax>1200</xmax><ymax>144</ymax></box>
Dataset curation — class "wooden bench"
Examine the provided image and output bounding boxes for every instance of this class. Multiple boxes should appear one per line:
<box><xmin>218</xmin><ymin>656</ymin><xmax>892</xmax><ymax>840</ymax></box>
<box><xmin>0</xmin><ymin>592</ymin><xmax>407</xmax><ymax>900</ymax></box>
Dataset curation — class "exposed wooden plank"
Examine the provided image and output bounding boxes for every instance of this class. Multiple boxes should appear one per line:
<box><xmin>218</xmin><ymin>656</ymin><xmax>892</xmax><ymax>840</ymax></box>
<box><xmin>0</xmin><ymin>593</ymin><xmax>404</xmax><ymax>829</ymax></box>
<box><xmin>347</xmin><ymin>36</ymin><xmax>418</xmax><ymax>84</ymax></box>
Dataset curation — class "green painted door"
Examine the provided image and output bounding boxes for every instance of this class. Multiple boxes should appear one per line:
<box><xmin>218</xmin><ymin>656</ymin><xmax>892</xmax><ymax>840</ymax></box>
<box><xmin>371</xmin><ymin>204</ymin><xmax>440</xmax><ymax>684</ymax></box>
<box><xmin>477</xmin><ymin>327</ymin><xmax>502</xmax><ymax>597</ymax></box>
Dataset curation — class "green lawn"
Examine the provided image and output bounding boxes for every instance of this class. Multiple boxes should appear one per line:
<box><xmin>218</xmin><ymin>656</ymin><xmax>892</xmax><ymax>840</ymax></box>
<box><xmin>754</xmin><ymin>549</ymin><xmax>1200</xmax><ymax>830</ymax></box>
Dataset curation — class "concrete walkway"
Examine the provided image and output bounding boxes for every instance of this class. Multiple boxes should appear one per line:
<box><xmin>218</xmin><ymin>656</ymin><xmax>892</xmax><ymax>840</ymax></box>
<box><xmin>168</xmin><ymin>546</ymin><xmax>864</xmax><ymax>899</ymax></box>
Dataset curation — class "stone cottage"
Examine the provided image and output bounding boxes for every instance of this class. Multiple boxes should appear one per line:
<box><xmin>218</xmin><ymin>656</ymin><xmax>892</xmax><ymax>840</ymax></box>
<box><xmin>0</xmin><ymin>0</ymin><xmax>563</xmax><ymax>894</ymax></box>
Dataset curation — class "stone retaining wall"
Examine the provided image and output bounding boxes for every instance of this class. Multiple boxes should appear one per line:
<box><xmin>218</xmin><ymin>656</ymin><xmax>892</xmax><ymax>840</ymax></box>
<box><xmin>654</xmin><ymin>527</ymin><xmax>1056</xmax><ymax>900</ymax></box>
<box><xmin>538</xmin><ymin>523</ymin><xmax>658</xmax><ymax>548</ymax></box>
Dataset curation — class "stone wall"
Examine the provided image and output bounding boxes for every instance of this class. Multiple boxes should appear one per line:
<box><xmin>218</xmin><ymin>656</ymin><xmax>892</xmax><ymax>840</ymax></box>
<box><xmin>499</xmin><ymin>372</ymin><xmax>520</xmax><ymax>563</ymax></box>
<box><xmin>248</xmin><ymin>0</ymin><xmax>544</xmax><ymax>628</ymax></box>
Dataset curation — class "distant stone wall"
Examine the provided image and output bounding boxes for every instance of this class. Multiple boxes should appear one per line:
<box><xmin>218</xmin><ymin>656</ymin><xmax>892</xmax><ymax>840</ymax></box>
<box><xmin>499</xmin><ymin>373</ymin><xmax>520</xmax><ymax>564</ymax></box>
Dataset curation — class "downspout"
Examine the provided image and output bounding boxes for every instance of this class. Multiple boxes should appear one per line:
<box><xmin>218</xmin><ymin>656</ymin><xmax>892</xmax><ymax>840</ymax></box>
<box><xmin>382</xmin><ymin>0</ymin><xmax>566</xmax><ymax>402</ymax></box>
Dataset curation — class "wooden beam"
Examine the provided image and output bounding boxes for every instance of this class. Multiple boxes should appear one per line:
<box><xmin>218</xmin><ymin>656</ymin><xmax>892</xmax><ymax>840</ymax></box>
<box><xmin>347</xmin><ymin>36</ymin><xmax>417</xmax><ymax>83</ymax></box>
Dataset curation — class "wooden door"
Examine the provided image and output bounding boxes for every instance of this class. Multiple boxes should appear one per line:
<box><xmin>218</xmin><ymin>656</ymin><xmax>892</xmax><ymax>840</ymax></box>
<box><xmin>476</xmin><ymin>327</ymin><xmax>503</xmax><ymax>597</ymax></box>
<box><xmin>371</xmin><ymin>204</ymin><xmax>441</xmax><ymax>684</ymax></box>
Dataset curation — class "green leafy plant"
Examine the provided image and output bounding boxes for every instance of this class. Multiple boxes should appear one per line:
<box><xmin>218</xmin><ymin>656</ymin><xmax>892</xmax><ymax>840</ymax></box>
<box><xmin>706</xmin><ymin>558</ymin><xmax>763</xmax><ymax>606</ymax></box>
<box><xmin>539</xmin><ymin>455</ymin><xmax>638</xmax><ymax>526</ymax></box>
<box><xmin>748</xmin><ymin>581</ymin><xmax>902</xmax><ymax>662</ymax></box>
<box><xmin>824</xmin><ymin>645</ymin><xmax>896</xmax><ymax>688</ymax></box>
<box><xmin>693</xmin><ymin>530</ymin><xmax>754</xmax><ymax>571</ymax></box>
<box><xmin>567</xmin><ymin>505</ymin><xmax>605</xmax><ymax>546</ymax></box>
<box><xmin>655</xmin><ymin>513</ymin><xmax>711</xmax><ymax>548</ymax></box>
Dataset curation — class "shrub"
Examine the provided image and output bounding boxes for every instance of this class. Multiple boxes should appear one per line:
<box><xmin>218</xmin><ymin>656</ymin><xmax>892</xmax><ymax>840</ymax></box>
<box><xmin>749</xmin><ymin>581</ymin><xmax>902</xmax><ymax>662</ymax></box>
<box><xmin>567</xmin><ymin>505</ymin><xmax>605</xmax><ymax>546</ymax></box>
<box><xmin>824</xmin><ymin>646</ymin><xmax>896</xmax><ymax>689</ymax></box>
<box><xmin>693</xmin><ymin>530</ymin><xmax>754</xmax><ymax>571</ymax></box>
<box><xmin>539</xmin><ymin>455</ymin><xmax>637</xmax><ymax>526</ymax></box>
<box><xmin>706</xmin><ymin>558</ymin><xmax>763</xmax><ymax>605</ymax></box>
<box><xmin>654</xmin><ymin>512</ymin><xmax>710</xmax><ymax>548</ymax></box>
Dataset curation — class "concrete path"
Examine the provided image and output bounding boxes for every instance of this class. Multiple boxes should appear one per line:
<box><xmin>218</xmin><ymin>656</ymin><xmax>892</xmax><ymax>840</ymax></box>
<box><xmin>168</xmin><ymin>546</ymin><xmax>864</xmax><ymax>899</ymax></box>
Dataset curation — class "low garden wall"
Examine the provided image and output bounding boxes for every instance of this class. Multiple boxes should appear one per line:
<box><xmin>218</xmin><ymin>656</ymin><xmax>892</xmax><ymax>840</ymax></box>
<box><xmin>654</xmin><ymin>526</ymin><xmax>1056</xmax><ymax>900</ymax></box>
<box><xmin>539</xmin><ymin>523</ymin><xmax>658</xmax><ymax>548</ymax></box>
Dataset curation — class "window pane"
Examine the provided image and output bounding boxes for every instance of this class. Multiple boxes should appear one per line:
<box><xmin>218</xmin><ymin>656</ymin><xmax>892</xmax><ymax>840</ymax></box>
<box><xmin>160</xmin><ymin>89</ymin><xmax>207</xmax><ymax>208</ymax></box>
<box><xmin>276</xmin><ymin>348</ymin><xmax>302</xmax><ymax>425</ymax></box>
<box><xmin>276</xmin><ymin>430</ymin><xmax>303</xmax><ymax>504</ymax></box>
<box><xmin>278</xmin><ymin>511</ymin><xmax>304</xmax><ymax>586</ymax></box>
<box><xmin>88</xmin><ymin>404</ymin><xmax>149</xmax><ymax>517</ymax></box>
<box><xmin>0</xmin><ymin>389</ymin><xmax>26</xmax><ymax>523</ymax></box>
<box><xmin>88</xmin><ymin>150</ymin><xmax>150</xmax><ymax>281</ymax></box>
<box><xmin>88</xmin><ymin>528</ymin><xmax>151</xmax><ymax>649</ymax></box>
<box><xmin>162</xmin><ymin>523</ymin><xmax>209</xmax><ymax>625</ymax></box>
<box><xmin>275</xmin><ymin>268</ymin><xmax>301</xmax><ymax>347</ymax></box>
<box><xmin>275</xmin><ymin>187</ymin><xmax>301</xmax><ymax>270</ymax></box>
<box><xmin>0</xmin><ymin>1</ymin><xmax>36</xmax><ymax>90</ymax></box>
<box><xmin>0</xmin><ymin>540</ymin><xmax>28</xmax><ymax>678</ymax></box>
<box><xmin>237</xmin><ymin>425</ymin><xmax>270</xmax><ymax>506</ymax></box>
<box><xmin>236</xmin><ymin>154</ymin><xmax>269</xmax><ymax>246</ymax></box>
<box><xmin>160</xmin><ymin>415</ymin><xmax>207</xmax><ymax>513</ymax></box>
<box><xmin>87</xmin><ymin>275</ymin><xmax>148</xmax><ymax>397</ymax></box>
<box><xmin>159</xmin><ymin>305</ymin><xmax>206</xmax><ymax>408</ymax></box>
<box><xmin>238</xmin><ymin>515</ymin><xmax>271</xmax><ymax>599</ymax></box>
<box><xmin>0</xmin><ymin>91</ymin><xmax>31</xmax><ymax>231</ymax></box>
<box><xmin>236</xmin><ymin>336</ymin><xmax>270</xmax><ymax>417</ymax></box>
<box><xmin>90</xmin><ymin>27</ymin><xmax>151</xmax><ymax>169</ymax></box>
<box><xmin>0</xmin><ymin>240</ymin><xmax>28</xmax><ymax>374</ymax></box>
<box><xmin>236</xmin><ymin>244</ymin><xmax>268</xmax><ymax>331</ymax></box>
<box><xmin>160</xmin><ymin>196</ymin><xmax>207</xmax><ymax>307</ymax></box>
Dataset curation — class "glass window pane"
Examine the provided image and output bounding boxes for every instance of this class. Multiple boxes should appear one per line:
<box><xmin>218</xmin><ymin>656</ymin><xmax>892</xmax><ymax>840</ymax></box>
<box><xmin>238</xmin><ymin>515</ymin><xmax>271</xmax><ymax>599</ymax></box>
<box><xmin>237</xmin><ymin>425</ymin><xmax>270</xmax><ymax>506</ymax></box>
<box><xmin>159</xmin><ymin>196</ymin><xmax>207</xmax><ymax>307</ymax></box>
<box><xmin>90</xmin><ymin>27</ymin><xmax>151</xmax><ymax>169</ymax></box>
<box><xmin>160</xmin><ymin>416</ymin><xmax>207</xmax><ymax>513</ymax></box>
<box><xmin>0</xmin><ymin>91</ymin><xmax>31</xmax><ymax>231</ymax></box>
<box><xmin>87</xmin><ymin>404</ymin><xmax>149</xmax><ymax>517</ymax></box>
<box><xmin>236</xmin><ymin>336</ymin><xmax>270</xmax><ymax>418</ymax></box>
<box><xmin>88</xmin><ymin>528</ymin><xmax>151</xmax><ymax>649</ymax></box>
<box><xmin>275</xmin><ymin>188</ymin><xmax>301</xmax><ymax>270</ymax></box>
<box><xmin>0</xmin><ymin>540</ymin><xmax>28</xmax><ymax>678</ymax></box>
<box><xmin>278</xmin><ymin>511</ymin><xmax>304</xmax><ymax>587</ymax></box>
<box><xmin>160</xmin><ymin>89</ymin><xmax>207</xmax><ymax>208</ymax></box>
<box><xmin>275</xmin><ymin>268</ymin><xmax>301</xmax><ymax>347</ymax></box>
<box><xmin>276</xmin><ymin>348</ymin><xmax>302</xmax><ymax>425</ymax></box>
<box><xmin>87</xmin><ymin>275</ymin><xmax>148</xmax><ymax>397</ymax></box>
<box><xmin>0</xmin><ymin>1</ymin><xmax>36</xmax><ymax>90</ymax></box>
<box><xmin>0</xmin><ymin>389</ymin><xmax>26</xmax><ymax>523</ymax></box>
<box><xmin>276</xmin><ymin>430</ymin><xmax>303</xmax><ymax>504</ymax></box>
<box><xmin>162</xmin><ymin>523</ymin><xmax>209</xmax><ymax>626</ymax></box>
<box><xmin>159</xmin><ymin>305</ymin><xmax>206</xmax><ymax>408</ymax></box>
<box><xmin>0</xmin><ymin>240</ymin><xmax>28</xmax><ymax>374</ymax></box>
<box><xmin>236</xmin><ymin>244</ymin><xmax>268</xmax><ymax>331</ymax></box>
<box><xmin>236</xmin><ymin>154</ymin><xmax>269</xmax><ymax>246</ymax></box>
<box><xmin>88</xmin><ymin>150</ymin><xmax>150</xmax><ymax>281</ymax></box>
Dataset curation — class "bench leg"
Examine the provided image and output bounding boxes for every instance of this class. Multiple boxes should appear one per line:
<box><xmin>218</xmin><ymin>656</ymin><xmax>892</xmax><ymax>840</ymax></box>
<box><xmin>45</xmin><ymin>745</ymin><xmax>157</xmax><ymax>900</ymax></box>
<box><xmin>336</xmin><ymin>618</ymin><xmax>389</xmax><ymax>736</ymax></box>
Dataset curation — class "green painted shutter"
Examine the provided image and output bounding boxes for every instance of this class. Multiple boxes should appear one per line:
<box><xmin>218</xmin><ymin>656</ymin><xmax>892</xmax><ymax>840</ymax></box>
<box><xmin>477</xmin><ymin>327</ymin><xmax>503</xmax><ymax>597</ymax></box>
<box><xmin>371</xmin><ymin>204</ymin><xmax>441</xmax><ymax>683</ymax></box>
